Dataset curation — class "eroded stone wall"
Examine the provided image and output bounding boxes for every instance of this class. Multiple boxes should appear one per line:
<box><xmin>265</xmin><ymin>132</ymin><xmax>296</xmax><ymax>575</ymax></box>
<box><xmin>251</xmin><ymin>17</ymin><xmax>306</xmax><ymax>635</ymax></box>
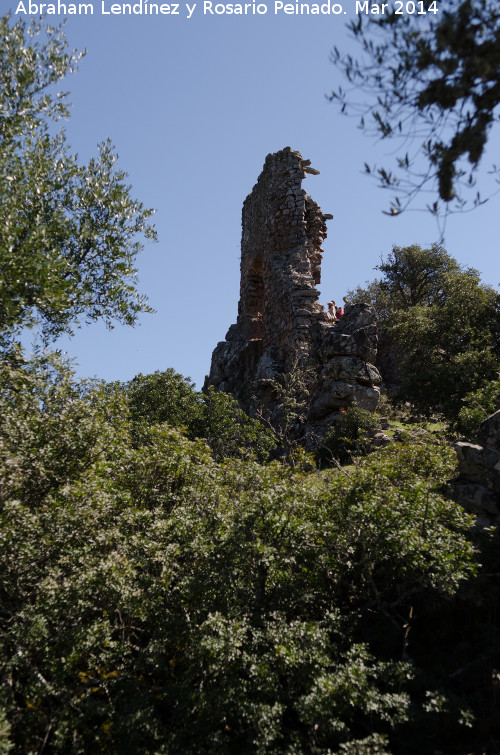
<box><xmin>204</xmin><ymin>147</ymin><xmax>381</xmax><ymax>438</ymax></box>
<box><xmin>451</xmin><ymin>410</ymin><xmax>500</xmax><ymax>526</ymax></box>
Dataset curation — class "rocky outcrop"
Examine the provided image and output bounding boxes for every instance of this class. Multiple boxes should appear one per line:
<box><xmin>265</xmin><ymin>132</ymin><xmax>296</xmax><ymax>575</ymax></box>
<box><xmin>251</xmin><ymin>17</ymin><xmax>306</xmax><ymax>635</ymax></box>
<box><xmin>204</xmin><ymin>147</ymin><xmax>381</xmax><ymax>438</ymax></box>
<box><xmin>375</xmin><ymin>327</ymin><xmax>404</xmax><ymax>392</ymax></box>
<box><xmin>451</xmin><ymin>410</ymin><xmax>500</xmax><ymax>525</ymax></box>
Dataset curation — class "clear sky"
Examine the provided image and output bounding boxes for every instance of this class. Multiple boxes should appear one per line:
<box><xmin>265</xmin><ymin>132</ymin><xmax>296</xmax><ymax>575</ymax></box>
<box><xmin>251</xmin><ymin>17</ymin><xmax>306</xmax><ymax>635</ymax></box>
<box><xmin>12</xmin><ymin>0</ymin><xmax>500</xmax><ymax>387</ymax></box>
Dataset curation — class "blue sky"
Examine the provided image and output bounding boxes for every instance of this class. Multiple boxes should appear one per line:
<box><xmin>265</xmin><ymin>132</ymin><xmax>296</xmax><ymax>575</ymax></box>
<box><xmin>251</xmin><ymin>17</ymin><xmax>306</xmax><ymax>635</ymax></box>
<box><xmin>12</xmin><ymin>1</ymin><xmax>500</xmax><ymax>387</ymax></box>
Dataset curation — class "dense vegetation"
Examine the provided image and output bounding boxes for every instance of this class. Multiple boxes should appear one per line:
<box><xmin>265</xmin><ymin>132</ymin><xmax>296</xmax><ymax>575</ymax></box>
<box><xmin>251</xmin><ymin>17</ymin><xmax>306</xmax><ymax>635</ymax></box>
<box><xmin>0</xmin><ymin>16</ymin><xmax>155</xmax><ymax>350</ymax></box>
<box><xmin>3</xmin><ymin>351</ymin><xmax>500</xmax><ymax>754</ymax></box>
<box><xmin>348</xmin><ymin>244</ymin><xmax>500</xmax><ymax>428</ymax></box>
<box><xmin>1</xmin><ymin>13</ymin><xmax>500</xmax><ymax>755</ymax></box>
<box><xmin>124</xmin><ymin>369</ymin><xmax>276</xmax><ymax>462</ymax></box>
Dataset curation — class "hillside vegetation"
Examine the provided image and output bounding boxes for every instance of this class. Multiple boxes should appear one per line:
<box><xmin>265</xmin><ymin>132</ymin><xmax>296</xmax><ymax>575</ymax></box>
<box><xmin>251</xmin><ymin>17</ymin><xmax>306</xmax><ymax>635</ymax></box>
<box><xmin>1</xmin><ymin>351</ymin><xmax>500</xmax><ymax>753</ymax></box>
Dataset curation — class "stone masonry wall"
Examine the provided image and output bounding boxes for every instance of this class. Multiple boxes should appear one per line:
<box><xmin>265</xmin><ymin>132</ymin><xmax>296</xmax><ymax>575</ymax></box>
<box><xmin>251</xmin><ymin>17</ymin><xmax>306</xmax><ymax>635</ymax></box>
<box><xmin>451</xmin><ymin>410</ymin><xmax>500</xmax><ymax>526</ymax></box>
<box><xmin>204</xmin><ymin>147</ymin><xmax>381</xmax><ymax>438</ymax></box>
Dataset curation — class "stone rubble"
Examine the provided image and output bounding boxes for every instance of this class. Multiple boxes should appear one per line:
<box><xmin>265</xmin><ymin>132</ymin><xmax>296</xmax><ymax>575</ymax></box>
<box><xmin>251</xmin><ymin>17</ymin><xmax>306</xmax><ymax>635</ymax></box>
<box><xmin>451</xmin><ymin>410</ymin><xmax>500</xmax><ymax>526</ymax></box>
<box><xmin>204</xmin><ymin>147</ymin><xmax>381</xmax><ymax>439</ymax></box>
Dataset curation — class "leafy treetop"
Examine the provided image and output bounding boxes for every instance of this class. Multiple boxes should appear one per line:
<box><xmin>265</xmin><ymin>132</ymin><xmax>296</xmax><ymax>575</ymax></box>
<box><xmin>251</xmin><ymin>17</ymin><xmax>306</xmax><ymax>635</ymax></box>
<box><xmin>348</xmin><ymin>244</ymin><xmax>500</xmax><ymax>419</ymax></box>
<box><xmin>0</xmin><ymin>15</ymin><xmax>156</xmax><ymax>348</ymax></box>
<box><xmin>349</xmin><ymin>244</ymin><xmax>463</xmax><ymax>324</ymax></box>
<box><xmin>331</xmin><ymin>0</ymin><xmax>500</xmax><ymax>219</ymax></box>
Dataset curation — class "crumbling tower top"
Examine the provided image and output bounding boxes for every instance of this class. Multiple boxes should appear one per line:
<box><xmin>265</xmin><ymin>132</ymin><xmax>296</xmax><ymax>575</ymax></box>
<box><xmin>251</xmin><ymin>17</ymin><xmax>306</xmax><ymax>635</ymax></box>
<box><xmin>237</xmin><ymin>147</ymin><xmax>332</xmax><ymax>367</ymax></box>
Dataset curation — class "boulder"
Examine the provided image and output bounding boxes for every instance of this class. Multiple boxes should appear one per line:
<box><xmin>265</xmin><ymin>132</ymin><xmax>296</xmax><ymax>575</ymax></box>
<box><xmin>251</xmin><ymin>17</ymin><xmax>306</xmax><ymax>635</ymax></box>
<box><xmin>451</xmin><ymin>411</ymin><xmax>500</xmax><ymax>525</ymax></box>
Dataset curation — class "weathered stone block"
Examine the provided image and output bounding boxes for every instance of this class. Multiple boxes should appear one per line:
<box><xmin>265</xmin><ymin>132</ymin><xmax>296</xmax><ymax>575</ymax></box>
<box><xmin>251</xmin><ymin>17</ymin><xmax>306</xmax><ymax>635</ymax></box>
<box><xmin>450</xmin><ymin>482</ymin><xmax>499</xmax><ymax>517</ymax></box>
<box><xmin>310</xmin><ymin>386</ymin><xmax>355</xmax><ymax>419</ymax></box>
<box><xmin>321</xmin><ymin>356</ymin><xmax>382</xmax><ymax>386</ymax></box>
<box><xmin>353</xmin><ymin>385</ymin><xmax>381</xmax><ymax>412</ymax></box>
<box><xmin>477</xmin><ymin>410</ymin><xmax>500</xmax><ymax>451</ymax></box>
<box><xmin>451</xmin><ymin>411</ymin><xmax>500</xmax><ymax>526</ymax></box>
<box><xmin>455</xmin><ymin>442</ymin><xmax>500</xmax><ymax>491</ymax></box>
<box><xmin>321</xmin><ymin>323</ymin><xmax>378</xmax><ymax>363</ymax></box>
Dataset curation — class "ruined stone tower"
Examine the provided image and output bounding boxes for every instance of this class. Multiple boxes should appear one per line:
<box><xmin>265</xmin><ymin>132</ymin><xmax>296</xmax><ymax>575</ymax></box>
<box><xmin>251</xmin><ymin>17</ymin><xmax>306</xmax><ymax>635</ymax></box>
<box><xmin>204</xmin><ymin>147</ymin><xmax>381</xmax><ymax>437</ymax></box>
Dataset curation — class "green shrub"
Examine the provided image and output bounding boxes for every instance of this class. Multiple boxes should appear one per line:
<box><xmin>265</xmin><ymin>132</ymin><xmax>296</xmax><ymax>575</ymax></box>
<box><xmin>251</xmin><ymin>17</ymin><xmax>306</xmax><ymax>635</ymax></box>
<box><xmin>0</xmin><ymin>352</ymin><xmax>485</xmax><ymax>753</ymax></box>
<box><xmin>189</xmin><ymin>386</ymin><xmax>277</xmax><ymax>462</ymax></box>
<box><xmin>0</xmin><ymin>348</ymin><xmax>128</xmax><ymax>507</ymax></box>
<box><xmin>124</xmin><ymin>372</ymin><xmax>276</xmax><ymax>462</ymax></box>
<box><xmin>456</xmin><ymin>377</ymin><xmax>500</xmax><ymax>440</ymax></box>
<box><xmin>126</xmin><ymin>368</ymin><xmax>200</xmax><ymax>429</ymax></box>
<box><xmin>349</xmin><ymin>245</ymin><xmax>500</xmax><ymax>422</ymax></box>
<box><xmin>0</xmin><ymin>709</ymin><xmax>11</xmax><ymax>755</ymax></box>
<box><xmin>316</xmin><ymin>406</ymin><xmax>379</xmax><ymax>466</ymax></box>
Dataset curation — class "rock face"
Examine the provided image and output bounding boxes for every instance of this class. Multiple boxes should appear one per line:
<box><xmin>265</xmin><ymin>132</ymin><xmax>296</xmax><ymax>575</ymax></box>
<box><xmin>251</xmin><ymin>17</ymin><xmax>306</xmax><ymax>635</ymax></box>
<box><xmin>451</xmin><ymin>410</ymin><xmax>500</xmax><ymax>525</ymax></box>
<box><xmin>204</xmin><ymin>147</ymin><xmax>381</xmax><ymax>438</ymax></box>
<box><xmin>375</xmin><ymin>327</ymin><xmax>404</xmax><ymax>392</ymax></box>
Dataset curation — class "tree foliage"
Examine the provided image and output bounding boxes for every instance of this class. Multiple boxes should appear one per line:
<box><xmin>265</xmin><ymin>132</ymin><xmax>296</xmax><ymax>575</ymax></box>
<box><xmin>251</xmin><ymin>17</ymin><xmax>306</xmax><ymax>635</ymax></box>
<box><xmin>191</xmin><ymin>386</ymin><xmax>277</xmax><ymax>462</ymax></box>
<box><xmin>316</xmin><ymin>405</ymin><xmax>379</xmax><ymax>466</ymax></box>
<box><xmin>126</xmin><ymin>368</ymin><xmax>200</xmax><ymax>428</ymax></box>
<box><xmin>456</xmin><ymin>376</ymin><xmax>500</xmax><ymax>439</ymax></box>
<box><xmin>349</xmin><ymin>245</ymin><xmax>500</xmax><ymax>419</ymax></box>
<box><xmin>392</xmin><ymin>270</ymin><xmax>500</xmax><ymax>418</ymax></box>
<box><xmin>0</xmin><ymin>350</ymin><xmax>486</xmax><ymax>753</ymax></box>
<box><xmin>348</xmin><ymin>244</ymin><xmax>461</xmax><ymax>325</ymax></box>
<box><xmin>124</xmin><ymin>369</ymin><xmax>277</xmax><ymax>462</ymax></box>
<box><xmin>252</xmin><ymin>358</ymin><xmax>316</xmax><ymax>465</ymax></box>
<box><xmin>0</xmin><ymin>15</ymin><xmax>156</xmax><ymax>347</ymax></box>
<box><xmin>331</xmin><ymin>0</ymin><xmax>500</xmax><ymax>217</ymax></box>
